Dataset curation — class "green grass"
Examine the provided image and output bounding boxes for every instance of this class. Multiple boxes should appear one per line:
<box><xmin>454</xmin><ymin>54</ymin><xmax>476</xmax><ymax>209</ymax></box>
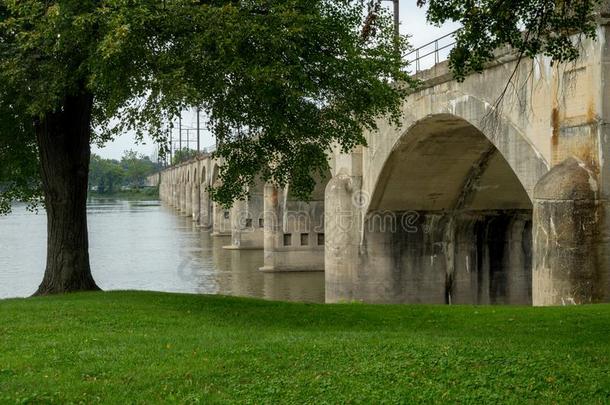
<box><xmin>1</xmin><ymin>291</ymin><xmax>609</xmax><ymax>404</ymax></box>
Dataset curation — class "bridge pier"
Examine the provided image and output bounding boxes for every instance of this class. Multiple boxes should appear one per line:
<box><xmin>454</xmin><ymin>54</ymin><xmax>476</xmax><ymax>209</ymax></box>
<box><xmin>260</xmin><ymin>180</ymin><xmax>326</xmax><ymax>272</ymax></box>
<box><xmin>532</xmin><ymin>158</ymin><xmax>608</xmax><ymax>305</ymax></box>
<box><xmin>185</xmin><ymin>182</ymin><xmax>193</xmax><ymax>218</ymax></box>
<box><xmin>325</xmin><ymin>173</ymin><xmax>363</xmax><ymax>302</ymax></box>
<box><xmin>173</xmin><ymin>182</ymin><xmax>179</xmax><ymax>208</ymax></box>
<box><xmin>179</xmin><ymin>168</ymin><xmax>185</xmax><ymax>214</ymax></box>
<box><xmin>225</xmin><ymin>182</ymin><xmax>265</xmax><ymax>250</ymax></box>
<box><xmin>192</xmin><ymin>181</ymin><xmax>200</xmax><ymax>222</ymax></box>
<box><xmin>212</xmin><ymin>202</ymin><xmax>231</xmax><ymax>236</ymax></box>
<box><xmin>199</xmin><ymin>184</ymin><xmax>211</xmax><ymax>228</ymax></box>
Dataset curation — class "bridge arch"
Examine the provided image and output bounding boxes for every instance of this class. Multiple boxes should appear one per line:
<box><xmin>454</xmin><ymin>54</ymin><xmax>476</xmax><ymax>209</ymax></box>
<box><xmin>368</xmin><ymin>113</ymin><xmax>535</xmax><ymax>213</ymax></box>
<box><xmin>355</xmin><ymin>110</ymin><xmax>548</xmax><ymax>305</ymax></box>
<box><xmin>363</xmin><ymin>93</ymin><xmax>549</xmax><ymax>209</ymax></box>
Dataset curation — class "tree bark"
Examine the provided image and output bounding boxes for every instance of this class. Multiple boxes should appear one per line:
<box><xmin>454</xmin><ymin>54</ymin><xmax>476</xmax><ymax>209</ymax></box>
<box><xmin>33</xmin><ymin>89</ymin><xmax>100</xmax><ymax>295</ymax></box>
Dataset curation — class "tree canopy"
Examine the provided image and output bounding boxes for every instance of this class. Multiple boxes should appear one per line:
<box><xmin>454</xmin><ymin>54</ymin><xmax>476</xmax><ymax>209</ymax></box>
<box><xmin>0</xmin><ymin>0</ymin><xmax>411</xmax><ymax>212</ymax></box>
<box><xmin>422</xmin><ymin>0</ymin><xmax>602</xmax><ymax>81</ymax></box>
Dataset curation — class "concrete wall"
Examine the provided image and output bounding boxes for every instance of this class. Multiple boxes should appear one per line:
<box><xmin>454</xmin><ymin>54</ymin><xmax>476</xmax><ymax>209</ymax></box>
<box><xmin>327</xmin><ymin>24</ymin><xmax>610</xmax><ymax>305</ymax></box>
<box><xmin>260</xmin><ymin>181</ymin><xmax>327</xmax><ymax>272</ymax></box>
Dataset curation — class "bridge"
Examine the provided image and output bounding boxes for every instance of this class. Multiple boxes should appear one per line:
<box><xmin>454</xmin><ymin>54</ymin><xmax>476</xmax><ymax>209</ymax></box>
<box><xmin>153</xmin><ymin>18</ymin><xmax>610</xmax><ymax>306</ymax></box>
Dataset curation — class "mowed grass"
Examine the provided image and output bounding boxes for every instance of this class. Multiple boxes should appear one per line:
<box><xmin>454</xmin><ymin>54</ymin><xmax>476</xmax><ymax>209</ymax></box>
<box><xmin>1</xmin><ymin>292</ymin><xmax>609</xmax><ymax>404</ymax></box>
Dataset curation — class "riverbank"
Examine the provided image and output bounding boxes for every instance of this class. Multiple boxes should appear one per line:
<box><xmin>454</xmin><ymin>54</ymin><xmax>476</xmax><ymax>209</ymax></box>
<box><xmin>1</xmin><ymin>291</ymin><xmax>609</xmax><ymax>403</ymax></box>
<box><xmin>88</xmin><ymin>187</ymin><xmax>159</xmax><ymax>200</ymax></box>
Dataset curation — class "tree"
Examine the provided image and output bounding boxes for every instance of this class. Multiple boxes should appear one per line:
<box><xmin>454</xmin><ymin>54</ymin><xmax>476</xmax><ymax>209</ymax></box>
<box><xmin>121</xmin><ymin>150</ymin><xmax>158</xmax><ymax>188</ymax></box>
<box><xmin>420</xmin><ymin>0</ymin><xmax>601</xmax><ymax>81</ymax></box>
<box><xmin>0</xmin><ymin>0</ymin><xmax>410</xmax><ymax>295</ymax></box>
<box><xmin>89</xmin><ymin>154</ymin><xmax>125</xmax><ymax>194</ymax></box>
<box><xmin>171</xmin><ymin>148</ymin><xmax>199</xmax><ymax>166</ymax></box>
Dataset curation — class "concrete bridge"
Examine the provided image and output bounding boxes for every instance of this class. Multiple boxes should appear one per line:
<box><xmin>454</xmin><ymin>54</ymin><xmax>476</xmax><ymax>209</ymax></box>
<box><xmin>155</xmin><ymin>18</ymin><xmax>610</xmax><ymax>306</ymax></box>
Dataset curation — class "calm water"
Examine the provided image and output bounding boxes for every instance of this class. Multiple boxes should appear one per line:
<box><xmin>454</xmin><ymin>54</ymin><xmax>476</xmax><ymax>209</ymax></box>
<box><xmin>0</xmin><ymin>198</ymin><xmax>324</xmax><ymax>302</ymax></box>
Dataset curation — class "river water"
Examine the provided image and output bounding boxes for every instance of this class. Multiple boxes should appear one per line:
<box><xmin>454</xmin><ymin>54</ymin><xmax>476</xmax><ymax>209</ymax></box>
<box><xmin>0</xmin><ymin>198</ymin><xmax>324</xmax><ymax>302</ymax></box>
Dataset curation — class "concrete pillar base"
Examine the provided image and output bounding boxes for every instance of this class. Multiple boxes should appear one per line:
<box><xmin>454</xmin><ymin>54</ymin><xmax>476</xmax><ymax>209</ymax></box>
<box><xmin>533</xmin><ymin>158</ymin><xmax>609</xmax><ymax>305</ymax></box>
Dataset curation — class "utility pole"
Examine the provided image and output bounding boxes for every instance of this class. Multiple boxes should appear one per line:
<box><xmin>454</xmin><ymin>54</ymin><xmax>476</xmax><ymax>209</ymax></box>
<box><xmin>168</xmin><ymin>126</ymin><xmax>173</xmax><ymax>166</ymax></box>
<box><xmin>196</xmin><ymin>107</ymin><xmax>200</xmax><ymax>153</ymax></box>
<box><xmin>393</xmin><ymin>0</ymin><xmax>399</xmax><ymax>40</ymax></box>
<box><xmin>179</xmin><ymin>114</ymin><xmax>182</xmax><ymax>151</ymax></box>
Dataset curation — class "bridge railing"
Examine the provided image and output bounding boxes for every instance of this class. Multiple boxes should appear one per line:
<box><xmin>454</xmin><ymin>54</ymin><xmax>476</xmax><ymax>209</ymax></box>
<box><xmin>405</xmin><ymin>30</ymin><xmax>458</xmax><ymax>73</ymax></box>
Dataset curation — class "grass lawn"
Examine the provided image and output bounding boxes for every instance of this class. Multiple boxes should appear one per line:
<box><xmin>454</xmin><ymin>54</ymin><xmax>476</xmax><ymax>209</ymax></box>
<box><xmin>1</xmin><ymin>291</ymin><xmax>609</xmax><ymax>403</ymax></box>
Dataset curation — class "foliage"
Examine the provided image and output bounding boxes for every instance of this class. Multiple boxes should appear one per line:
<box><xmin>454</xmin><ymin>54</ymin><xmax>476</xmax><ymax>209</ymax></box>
<box><xmin>421</xmin><ymin>0</ymin><xmax>602</xmax><ymax>81</ymax></box>
<box><xmin>121</xmin><ymin>150</ymin><xmax>158</xmax><ymax>188</ymax></box>
<box><xmin>1</xmin><ymin>291</ymin><xmax>610</xmax><ymax>402</ymax></box>
<box><xmin>0</xmin><ymin>0</ymin><xmax>412</xmax><ymax>211</ymax></box>
<box><xmin>171</xmin><ymin>148</ymin><xmax>200</xmax><ymax>166</ymax></box>
<box><xmin>89</xmin><ymin>154</ymin><xmax>124</xmax><ymax>194</ymax></box>
<box><xmin>0</xmin><ymin>87</ymin><xmax>42</xmax><ymax>214</ymax></box>
<box><xmin>89</xmin><ymin>151</ymin><xmax>159</xmax><ymax>193</ymax></box>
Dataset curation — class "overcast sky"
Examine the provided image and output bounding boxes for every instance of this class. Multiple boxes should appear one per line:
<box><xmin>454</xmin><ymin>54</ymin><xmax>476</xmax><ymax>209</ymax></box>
<box><xmin>92</xmin><ymin>2</ymin><xmax>459</xmax><ymax>161</ymax></box>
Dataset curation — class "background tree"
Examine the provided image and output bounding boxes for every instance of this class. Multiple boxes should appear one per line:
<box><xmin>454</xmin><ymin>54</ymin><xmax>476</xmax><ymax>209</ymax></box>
<box><xmin>420</xmin><ymin>0</ymin><xmax>601</xmax><ymax>81</ymax></box>
<box><xmin>121</xmin><ymin>150</ymin><xmax>158</xmax><ymax>189</ymax></box>
<box><xmin>0</xmin><ymin>0</ymin><xmax>410</xmax><ymax>295</ymax></box>
<box><xmin>171</xmin><ymin>149</ymin><xmax>200</xmax><ymax>166</ymax></box>
<box><xmin>89</xmin><ymin>154</ymin><xmax>125</xmax><ymax>194</ymax></box>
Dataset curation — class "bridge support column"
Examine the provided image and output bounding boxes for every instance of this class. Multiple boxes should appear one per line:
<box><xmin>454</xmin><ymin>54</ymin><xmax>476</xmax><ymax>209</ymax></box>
<box><xmin>185</xmin><ymin>182</ymin><xmax>193</xmax><ymax>217</ymax></box>
<box><xmin>173</xmin><ymin>182</ymin><xmax>179</xmax><ymax>208</ymax></box>
<box><xmin>200</xmin><ymin>186</ymin><xmax>211</xmax><ymax>228</ymax></box>
<box><xmin>225</xmin><ymin>190</ymin><xmax>264</xmax><ymax>250</ymax></box>
<box><xmin>192</xmin><ymin>183</ymin><xmax>200</xmax><ymax>222</ymax></box>
<box><xmin>533</xmin><ymin>158</ymin><xmax>609</xmax><ymax>305</ymax></box>
<box><xmin>180</xmin><ymin>182</ymin><xmax>187</xmax><ymax>214</ymax></box>
<box><xmin>260</xmin><ymin>182</ymin><xmax>326</xmax><ymax>272</ymax></box>
<box><xmin>325</xmin><ymin>174</ymin><xmax>362</xmax><ymax>302</ymax></box>
<box><xmin>212</xmin><ymin>202</ymin><xmax>231</xmax><ymax>236</ymax></box>
<box><xmin>261</xmin><ymin>183</ymin><xmax>282</xmax><ymax>271</ymax></box>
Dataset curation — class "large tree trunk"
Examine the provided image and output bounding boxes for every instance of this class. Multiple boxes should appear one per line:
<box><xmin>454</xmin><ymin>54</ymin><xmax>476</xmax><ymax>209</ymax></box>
<box><xmin>33</xmin><ymin>90</ymin><xmax>100</xmax><ymax>295</ymax></box>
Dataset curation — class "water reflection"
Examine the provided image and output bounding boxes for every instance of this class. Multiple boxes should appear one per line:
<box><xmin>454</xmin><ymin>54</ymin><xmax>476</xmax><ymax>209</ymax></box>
<box><xmin>0</xmin><ymin>199</ymin><xmax>324</xmax><ymax>302</ymax></box>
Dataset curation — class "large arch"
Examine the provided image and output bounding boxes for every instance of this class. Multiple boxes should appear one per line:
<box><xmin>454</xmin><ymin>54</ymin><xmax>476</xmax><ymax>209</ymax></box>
<box><xmin>368</xmin><ymin>114</ymin><xmax>533</xmax><ymax>212</ymax></box>
<box><xmin>362</xmin><ymin>95</ymin><xmax>550</xmax><ymax>209</ymax></box>
<box><xmin>356</xmin><ymin>113</ymin><xmax>541</xmax><ymax>304</ymax></box>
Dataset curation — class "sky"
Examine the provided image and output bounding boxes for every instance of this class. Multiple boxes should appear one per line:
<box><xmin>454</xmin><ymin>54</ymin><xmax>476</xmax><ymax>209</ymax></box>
<box><xmin>92</xmin><ymin>2</ymin><xmax>459</xmax><ymax>161</ymax></box>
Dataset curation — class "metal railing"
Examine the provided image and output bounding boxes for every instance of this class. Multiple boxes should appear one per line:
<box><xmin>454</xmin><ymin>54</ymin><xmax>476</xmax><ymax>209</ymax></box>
<box><xmin>405</xmin><ymin>30</ymin><xmax>459</xmax><ymax>73</ymax></box>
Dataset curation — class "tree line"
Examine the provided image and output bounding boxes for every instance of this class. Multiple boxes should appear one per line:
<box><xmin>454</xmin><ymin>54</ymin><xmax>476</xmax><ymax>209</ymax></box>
<box><xmin>89</xmin><ymin>151</ymin><xmax>160</xmax><ymax>194</ymax></box>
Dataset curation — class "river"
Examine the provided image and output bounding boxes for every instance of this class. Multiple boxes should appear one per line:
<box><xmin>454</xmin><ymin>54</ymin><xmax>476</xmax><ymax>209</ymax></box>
<box><xmin>0</xmin><ymin>198</ymin><xmax>324</xmax><ymax>302</ymax></box>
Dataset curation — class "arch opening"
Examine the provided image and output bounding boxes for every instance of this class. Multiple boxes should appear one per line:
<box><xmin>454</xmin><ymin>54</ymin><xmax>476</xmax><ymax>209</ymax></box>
<box><xmin>365</xmin><ymin>114</ymin><xmax>533</xmax><ymax>305</ymax></box>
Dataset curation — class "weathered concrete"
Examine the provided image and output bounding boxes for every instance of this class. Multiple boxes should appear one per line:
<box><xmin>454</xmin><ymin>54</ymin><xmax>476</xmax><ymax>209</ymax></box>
<box><xmin>224</xmin><ymin>179</ymin><xmax>265</xmax><ymax>250</ymax></box>
<box><xmin>533</xmin><ymin>157</ymin><xmax>607</xmax><ymax>305</ymax></box>
<box><xmin>260</xmin><ymin>177</ymin><xmax>328</xmax><ymax>272</ymax></box>
<box><xmin>326</xmin><ymin>20</ymin><xmax>610</xmax><ymax>305</ymax></box>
